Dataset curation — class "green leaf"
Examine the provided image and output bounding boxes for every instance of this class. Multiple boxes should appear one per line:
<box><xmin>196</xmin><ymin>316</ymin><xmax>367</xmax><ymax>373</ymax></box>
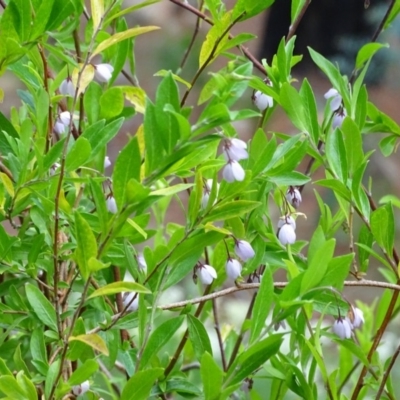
<box><xmin>69</xmin><ymin>334</ymin><xmax>109</xmax><ymax>356</ymax></box>
<box><xmin>319</xmin><ymin>254</ymin><xmax>353</xmax><ymax>290</ymax></box>
<box><xmin>16</xmin><ymin>372</ymin><xmax>36</xmax><ymax>400</ymax></box>
<box><xmin>225</xmin><ymin>334</ymin><xmax>282</xmax><ymax>386</ymax></box>
<box><xmin>30</xmin><ymin>0</ymin><xmax>55</xmax><ymax>40</ymax></box>
<box><xmin>90</xmin><ymin>0</ymin><xmax>104</xmax><ymax>32</ymax></box>
<box><xmin>139</xmin><ymin>316</ymin><xmax>184</xmax><ymax>369</ymax></box>
<box><xmin>65</xmin><ymin>137</ymin><xmax>91</xmax><ymax>171</ymax></box>
<box><xmin>250</xmin><ymin>268</ymin><xmax>274</xmax><ymax>344</ymax></box>
<box><xmin>68</xmin><ymin>359</ymin><xmax>99</xmax><ymax>386</ymax></box>
<box><xmin>121</xmin><ymin>368</ymin><xmax>164</xmax><ymax>400</ymax></box>
<box><xmin>370</xmin><ymin>203</ymin><xmax>394</xmax><ymax>256</ymax></box>
<box><xmin>202</xmin><ymin>200</ymin><xmax>260</xmax><ymax>223</ymax></box>
<box><xmin>25</xmin><ymin>283</ymin><xmax>58</xmax><ymax>332</ymax></box>
<box><xmin>44</xmin><ymin>359</ymin><xmax>60</xmax><ymax>399</ymax></box>
<box><xmin>100</xmin><ymin>87</ymin><xmax>124</xmax><ymax>119</ymax></box>
<box><xmin>325</xmin><ymin>128</ymin><xmax>348</xmax><ymax>182</ymax></box>
<box><xmin>112</xmin><ymin>137</ymin><xmax>141</xmax><ymax>210</ymax></box>
<box><xmin>187</xmin><ymin>315</ymin><xmax>212</xmax><ymax>361</ymax></box>
<box><xmin>0</xmin><ymin>376</ymin><xmax>27</xmax><ymax>400</ymax></box>
<box><xmin>150</xmin><ymin>184</ymin><xmax>193</xmax><ymax>197</ymax></box>
<box><xmin>30</xmin><ymin>329</ymin><xmax>47</xmax><ymax>372</ymax></box>
<box><xmin>91</xmin><ymin>26</ymin><xmax>160</xmax><ymax>58</ymax></box>
<box><xmin>341</xmin><ymin>117</ymin><xmax>363</xmax><ymax>176</ymax></box>
<box><xmin>232</xmin><ymin>0</ymin><xmax>275</xmax><ymax>21</ymax></box>
<box><xmin>201</xmin><ymin>352</ymin><xmax>224</xmax><ymax>400</ymax></box>
<box><xmin>74</xmin><ymin>212</ymin><xmax>98</xmax><ymax>280</ymax></box>
<box><xmin>299</xmin><ymin>78</ymin><xmax>320</xmax><ymax>144</ymax></box>
<box><xmin>280</xmin><ymin>83</ymin><xmax>306</xmax><ymax>132</ymax></box>
<box><xmin>355</xmin><ymin>42</ymin><xmax>389</xmax><ymax>70</ymax></box>
<box><xmin>88</xmin><ymin>281</ymin><xmax>150</xmax><ymax>299</ymax></box>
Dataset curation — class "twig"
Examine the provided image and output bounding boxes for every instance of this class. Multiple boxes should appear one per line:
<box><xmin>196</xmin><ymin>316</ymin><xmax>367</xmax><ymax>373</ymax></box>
<box><xmin>286</xmin><ymin>0</ymin><xmax>312</xmax><ymax>43</ymax></box>
<box><xmin>212</xmin><ymin>298</ymin><xmax>227</xmax><ymax>371</ymax></box>
<box><xmin>375</xmin><ymin>341</ymin><xmax>400</xmax><ymax>399</ymax></box>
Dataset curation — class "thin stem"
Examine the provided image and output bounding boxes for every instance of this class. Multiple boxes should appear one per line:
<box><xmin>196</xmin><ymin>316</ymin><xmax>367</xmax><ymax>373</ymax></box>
<box><xmin>180</xmin><ymin>12</ymin><xmax>244</xmax><ymax>106</ymax></box>
<box><xmin>212</xmin><ymin>298</ymin><xmax>227</xmax><ymax>371</ymax></box>
<box><xmin>375</xmin><ymin>341</ymin><xmax>400</xmax><ymax>399</ymax></box>
<box><xmin>348</xmin><ymin>205</ymin><xmax>359</xmax><ymax>275</ymax></box>
<box><xmin>286</xmin><ymin>0</ymin><xmax>312</xmax><ymax>43</ymax></box>
<box><xmin>73</xmin><ymin>29</ymin><xmax>85</xmax><ymax>135</ymax></box>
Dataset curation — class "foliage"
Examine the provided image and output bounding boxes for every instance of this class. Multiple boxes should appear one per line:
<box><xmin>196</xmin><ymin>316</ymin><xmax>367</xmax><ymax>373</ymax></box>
<box><xmin>0</xmin><ymin>0</ymin><xmax>399</xmax><ymax>399</ymax></box>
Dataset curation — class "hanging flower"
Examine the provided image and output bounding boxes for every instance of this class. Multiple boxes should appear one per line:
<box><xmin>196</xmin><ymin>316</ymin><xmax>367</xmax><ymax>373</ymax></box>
<box><xmin>59</xmin><ymin>76</ymin><xmax>75</xmax><ymax>97</ymax></box>
<box><xmin>332</xmin><ymin>316</ymin><xmax>352</xmax><ymax>339</ymax></box>
<box><xmin>278</xmin><ymin>223</ymin><xmax>296</xmax><ymax>245</ymax></box>
<box><xmin>106</xmin><ymin>195</ymin><xmax>117</xmax><ymax>214</ymax></box>
<box><xmin>94</xmin><ymin>63</ymin><xmax>114</xmax><ymax>83</ymax></box>
<box><xmin>223</xmin><ymin>160</ymin><xmax>245</xmax><ymax>182</ymax></box>
<box><xmin>122</xmin><ymin>291</ymin><xmax>139</xmax><ymax>312</ymax></box>
<box><xmin>104</xmin><ymin>156</ymin><xmax>111</xmax><ymax>169</ymax></box>
<box><xmin>53</xmin><ymin>111</ymin><xmax>71</xmax><ymax>134</ymax></box>
<box><xmin>277</xmin><ymin>215</ymin><xmax>296</xmax><ymax>231</ymax></box>
<box><xmin>234</xmin><ymin>240</ymin><xmax>255</xmax><ymax>261</ymax></box>
<box><xmin>222</xmin><ymin>138</ymin><xmax>249</xmax><ymax>162</ymax></box>
<box><xmin>196</xmin><ymin>264</ymin><xmax>217</xmax><ymax>285</ymax></box>
<box><xmin>72</xmin><ymin>380</ymin><xmax>90</xmax><ymax>396</ymax></box>
<box><xmin>349</xmin><ymin>306</ymin><xmax>364</xmax><ymax>329</ymax></box>
<box><xmin>252</xmin><ymin>79</ymin><xmax>274</xmax><ymax>111</ymax></box>
<box><xmin>332</xmin><ymin>108</ymin><xmax>347</xmax><ymax>129</ymax></box>
<box><xmin>324</xmin><ymin>88</ymin><xmax>342</xmax><ymax>112</ymax></box>
<box><xmin>286</xmin><ymin>186</ymin><xmax>302</xmax><ymax>209</ymax></box>
<box><xmin>201</xmin><ymin>179</ymin><xmax>219</xmax><ymax>209</ymax></box>
<box><xmin>225</xmin><ymin>258</ymin><xmax>242</xmax><ymax>280</ymax></box>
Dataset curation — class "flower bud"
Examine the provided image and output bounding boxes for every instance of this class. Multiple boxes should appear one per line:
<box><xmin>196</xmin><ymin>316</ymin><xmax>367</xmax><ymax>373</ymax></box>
<box><xmin>324</xmin><ymin>88</ymin><xmax>342</xmax><ymax>112</ymax></box>
<box><xmin>104</xmin><ymin>156</ymin><xmax>111</xmax><ymax>169</ymax></box>
<box><xmin>106</xmin><ymin>196</ymin><xmax>117</xmax><ymax>214</ymax></box>
<box><xmin>197</xmin><ymin>264</ymin><xmax>217</xmax><ymax>285</ymax></box>
<box><xmin>278</xmin><ymin>223</ymin><xmax>296</xmax><ymax>245</ymax></box>
<box><xmin>53</xmin><ymin>111</ymin><xmax>72</xmax><ymax>134</ymax></box>
<box><xmin>252</xmin><ymin>90</ymin><xmax>273</xmax><ymax>111</ymax></box>
<box><xmin>59</xmin><ymin>76</ymin><xmax>75</xmax><ymax>97</ymax></box>
<box><xmin>223</xmin><ymin>160</ymin><xmax>245</xmax><ymax>182</ymax></box>
<box><xmin>234</xmin><ymin>240</ymin><xmax>255</xmax><ymax>261</ymax></box>
<box><xmin>349</xmin><ymin>306</ymin><xmax>364</xmax><ymax>329</ymax></box>
<box><xmin>72</xmin><ymin>380</ymin><xmax>90</xmax><ymax>395</ymax></box>
<box><xmin>277</xmin><ymin>215</ymin><xmax>296</xmax><ymax>230</ymax></box>
<box><xmin>286</xmin><ymin>186</ymin><xmax>302</xmax><ymax>209</ymax></box>
<box><xmin>225</xmin><ymin>258</ymin><xmax>242</xmax><ymax>280</ymax></box>
<box><xmin>332</xmin><ymin>108</ymin><xmax>346</xmax><ymax>129</ymax></box>
<box><xmin>222</xmin><ymin>138</ymin><xmax>248</xmax><ymax>161</ymax></box>
<box><xmin>332</xmin><ymin>316</ymin><xmax>352</xmax><ymax>339</ymax></box>
<box><xmin>94</xmin><ymin>63</ymin><xmax>114</xmax><ymax>83</ymax></box>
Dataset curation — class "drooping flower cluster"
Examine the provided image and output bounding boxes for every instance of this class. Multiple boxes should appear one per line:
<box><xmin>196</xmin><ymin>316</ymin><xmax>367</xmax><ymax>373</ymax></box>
<box><xmin>324</xmin><ymin>88</ymin><xmax>346</xmax><ymax>129</ymax></box>
<box><xmin>332</xmin><ymin>306</ymin><xmax>364</xmax><ymax>340</ymax></box>
<box><xmin>222</xmin><ymin>138</ymin><xmax>248</xmax><ymax>182</ymax></box>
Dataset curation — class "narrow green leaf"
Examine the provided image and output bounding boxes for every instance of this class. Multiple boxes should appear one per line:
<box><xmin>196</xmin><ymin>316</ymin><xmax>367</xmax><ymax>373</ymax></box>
<box><xmin>355</xmin><ymin>42</ymin><xmax>389</xmax><ymax>70</ymax></box>
<box><xmin>44</xmin><ymin>359</ymin><xmax>60</xmax><ymax>399</ymax></box>
<box><xmin>88</xmin><ymin>281</ymin><xmax>150</xmax><ymax>299</ymax></box>
<box><xmin>74</xmin><ymin>212</ymin><xmax>98</xmax><ymax>280</ymax></box>
<box><xmin>121</xmin><ymin>368</ymin><xmax>164</xmax><ymax>400</ymax></box>
<box><xmin>25</xmin><ymin>283</ymin><xmax>58</xmax><ymax>332</ymax></box>
<box><xmin>139</xmin><ymin>316</ymin><xmax>184</xmax><ymax>368</ymax></box>
<box><xmin>202</xmin><ymin>200</ymin><xmax>261</xmax><ymax>223</ymax></box>
<box><xmin>68</xmin><ymin>359</ymin><xmax>99</xmax><ymax>386</ymax></box>
<box><xmin>65</xmin><ymin>137</ymin><xmax>91</xmax><ymax>171</ymax></box>
<box><xmin>325</xmin><ymin>128</ymin><xmax>348</xmax><ymax>182</ymax></box>
<box><xmin>250</xmin><ymin>268</ymin><xmax>274</xmax><ymax>343</ymax></box>
<box><xmin>187</xmin><ymin>315</ymin><xmax>212</xmax><ymax>361</ymax></box>
<box><xmin>0</xmin><ymin>376</ymin><xmax>27</xmax><ymax>400</ymax></box>
<box><xmin>280</xmin><ymin>83</ymin><xmax>307</xmax><ymax>132</ymax></box>
<box><xmin>300</xmin><ymin>78</ymin><xmax>320</xmax><ymax>144</ymax></box>
<box><xmin>201</xmin><ymin>352</ymin><xmax>224</xmax><ymax>400</ymax></box>
<box><xmin>370</xmin><ymin>204</ymin><xmax>394</xmax><ymax>256</ymax></box>
<box><xmin>84</xmin><ymin>82</ymin><xmax>103</xmax><ymax>124</ymax></box>
<box><xmin>90</xmin><ymin>0</ymin><xmax>104</xmax><ymax>32</ymax></box>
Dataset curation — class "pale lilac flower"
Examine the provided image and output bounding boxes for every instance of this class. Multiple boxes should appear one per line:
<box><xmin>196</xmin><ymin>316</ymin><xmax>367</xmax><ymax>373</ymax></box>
<box><xmin>222</xmin><ymin>138</ymin><xmax>248</xmax><ymax>161</ymax></box>
<box><xmin>324</xmin><ymin>88</ymin><xmax>342</xmax><ymax>111</ymax></box>
<box><xmin>332</xmin><ymin>108</ymin><xmax>346</xmax><ymax>129</ymax></box>
<box><xmin>277</xmin><ymin>215</ymin><xmax>296</xmax><ymax>230</ymax></box>
<box><xmin>234</xmin><ymin>240</ymin><xmax>255</xmax><ymax>261</ymax></box>
<box><xmin>350</xmin><ymin>306</ymin><xmax>364</xmax><ymax>329</ymax></box>
<box><xmin>122</xmin><ymin>291</ymin><xmax>138</xmax><ymax>312</ymax></box>
<box><xmin>286</xmin><ymin>186</ymin><xmax>302</xmax><ymax>209</ymax></box>
<box><xmin>225</xmin><ymin>258</ymin><xmax>242</xmax><ymax>280</ymax></box>
<box><xmin>72</xmin><ymin>380</ymin><xmax>90</xmax><ymax>395</ymax></box>
<box><xmin>252</xmin><ymin>90</ymin><xmax>274</xmax><ymax>111</ymax></box>
<box><xmin>223</xmin><ymin>160</ymin><xmax>245</xmax><ymax>182</ymax></box>
<box><xmin>50</xmin><ymin>162</ymin><xmax>61</xmax><ymax>176</ymax></box>
<box><xmin>137</xmin><ymin>253</ymin><xmax>147</xmax><ymax>272</ymax></box>
<box><xmin>278</xmin><ymin>223</ymin><xmax>296</xmax><ymax>245</ymax></box>
<box><xmin>104</xmin><ymin>156</ymin><xmax>111</xmax><ymax>169</ymax></box>
<box><xmin>201</xmin><ymin>179</ymin><xmax>219</xmax><ymax>209</ymax></box>
<box><xmin>59</xmin><ymin>76</ymin><xmax>75</xmax><ymax>97</ymax></box>
<box><xmin>332</xmin><ymin>316</ymin><xmax>352</xmax><ymax>339</ymax></box>
<box><xmin>54</xmin><ymin>111</ymin><xmax>71</xmax><ymax>134</ymax></box>
<box><xmin>197</xmin><ymin>264</ymin><xmax>217</xmax><ymax>285</ymax></box>
<box><xmin>94</xmin><ymin>63</ymin><xmax>114</xmax><ymax>83</ymax></box>
<box><xmin>106</xmin><ymin>196</ymin><xmax>117</xmax><ymax>214</ymax></box>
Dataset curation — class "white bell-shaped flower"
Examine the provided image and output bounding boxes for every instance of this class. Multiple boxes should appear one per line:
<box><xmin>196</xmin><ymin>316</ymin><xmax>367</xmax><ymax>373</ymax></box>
<box><xmin>104</xmin><ymin>156</ymin><xmax>111</xmax><ymax>169</ymax></box>
<box><xmin>324</xmin><ymin>88</ymin><xmax>342</xmax><ymax>112</ymax></box>
<box><xmin>122</xmin><ymin>291</ymin><xmax>138</xmax><ymax>312</ymax></box>
<box><xmin>223</xmin><ymin>160</ymin><xmax>245</xmax><ymax>182</ymax></box>
<box><xmin>278</xmin><ymin>223</ymin><xmax>296</xmax><ymax>245</ymax></box>
<box><xmin>222</xmin><ymin>138</ymin><xmax>248</xmax><ymax>161</ymax></box>
<box><xmin>332</xmin><ymin>317</ymin><xmax>352</xmax><ymax>339</ymax></box>
<box><xmin>277</xmin><ymin>215</ymin><xmax>296</xmax><ymax>230</ymax></box>
<box><xmin>59</xmin><ymin>77</ymin><xmax>75</xmax><ymax>97</ymax></box>
<box><xmin>252</xmin><ymin>90</ymin><xmax>274</xmax><ymax>111</ymax></box>
<box><xmin>106</xmin><ymin>196</ymin><xmax>117</xmax><ymax>214</ymax></box>
<box><xmin>234</xmin><ymin>240</ymin><xmax>255</xmax><ymax>261</ymax></box>
<box><xmin>225</xmin><ymin>258</ymin><xmax>242</xmax><ymax>280</ymax></box>
<box><xmin>72</xmin><ymin>380</ymin><xmax>90</xmax><ymax>395</ymax></box>
<box><xmin>94</xmin><ymin>63</ymin><xmax>114</xmax><ymax>83</ymax></box>
<box><xmin>201</xmin><ymin>179</ymin><xmax>219</xmax><ymax>209</ymax></box>
<box><xmin>197</xmin><ymin>264</ymin><xmax>217</xmax><ymax>285</ymax></box>
<box><xmin>350</xmin><ymin>306</ymin><xmax>364</xmax><ymax>329</ymax></box>
<box><xmin>332</xmin><ymin>108</ymin><xmax>346</xmax><ymax>129</ymax></box>
<box><xmin>54</xmin><ymin>111</ymin><xmax>71</xmax><ymax>134</ymax></box>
